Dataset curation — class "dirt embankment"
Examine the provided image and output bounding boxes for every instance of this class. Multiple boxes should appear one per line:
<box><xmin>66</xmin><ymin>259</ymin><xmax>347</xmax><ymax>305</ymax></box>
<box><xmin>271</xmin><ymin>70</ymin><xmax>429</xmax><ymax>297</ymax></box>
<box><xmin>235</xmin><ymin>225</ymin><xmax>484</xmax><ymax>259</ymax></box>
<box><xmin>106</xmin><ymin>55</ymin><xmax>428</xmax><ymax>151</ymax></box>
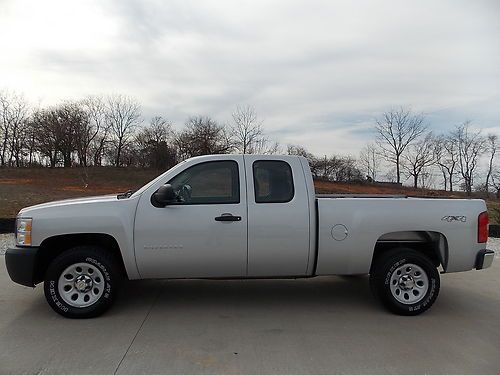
<box><xmin>1</xmin><ymin>167</ymin><xmax>499</xmax><ymax>228</ymax></box>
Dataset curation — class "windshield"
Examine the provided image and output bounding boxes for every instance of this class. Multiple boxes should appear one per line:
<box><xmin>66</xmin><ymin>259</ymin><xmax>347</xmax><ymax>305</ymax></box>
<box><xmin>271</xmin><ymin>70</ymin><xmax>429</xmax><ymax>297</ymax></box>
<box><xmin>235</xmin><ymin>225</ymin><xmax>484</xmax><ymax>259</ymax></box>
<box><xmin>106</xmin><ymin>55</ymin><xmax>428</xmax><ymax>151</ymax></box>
<box><xmin>130</xmin><ymin>160</ymin><xmax>188</xmax><ymax>198</ymax></box>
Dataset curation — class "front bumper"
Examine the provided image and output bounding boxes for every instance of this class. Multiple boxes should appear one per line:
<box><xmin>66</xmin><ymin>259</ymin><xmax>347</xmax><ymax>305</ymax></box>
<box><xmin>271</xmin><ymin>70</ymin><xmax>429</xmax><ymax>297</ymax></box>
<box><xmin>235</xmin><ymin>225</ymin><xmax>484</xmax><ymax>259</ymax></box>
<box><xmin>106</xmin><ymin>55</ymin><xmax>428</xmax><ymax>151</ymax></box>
<box><xmin>475</xmin><ymin>249</ymin><xmax>495</xmax><ymax>270</ymax></box>
<box><xmin>5</xmin><ymin>246</ymin><xmax>39</xmax><ymax>287</ymax></box>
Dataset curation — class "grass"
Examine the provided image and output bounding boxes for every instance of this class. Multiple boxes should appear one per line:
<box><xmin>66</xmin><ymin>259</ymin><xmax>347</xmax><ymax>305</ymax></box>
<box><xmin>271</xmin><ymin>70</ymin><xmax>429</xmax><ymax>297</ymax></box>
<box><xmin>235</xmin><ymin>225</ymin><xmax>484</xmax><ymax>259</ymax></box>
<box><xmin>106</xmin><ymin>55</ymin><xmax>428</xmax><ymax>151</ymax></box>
<box><xmin>0</xmin><ymin>167</ymin><xmax>159</xmax><ymax>218</ymax></box>
<box><xmin>0</xmin><ymin>167</ymin><xmax>498</xmax><ymax>223</ymax></box>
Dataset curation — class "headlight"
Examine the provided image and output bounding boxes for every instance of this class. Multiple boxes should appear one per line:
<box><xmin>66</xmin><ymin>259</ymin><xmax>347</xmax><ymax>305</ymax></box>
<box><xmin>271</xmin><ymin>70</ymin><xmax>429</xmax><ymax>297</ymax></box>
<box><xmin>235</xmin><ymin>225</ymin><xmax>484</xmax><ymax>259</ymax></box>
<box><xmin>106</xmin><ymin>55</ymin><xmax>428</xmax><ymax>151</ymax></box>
<box><xmin>16</xmin><ymin>218</ymin><xmax>32</xmax><ymax>246</ymax></box>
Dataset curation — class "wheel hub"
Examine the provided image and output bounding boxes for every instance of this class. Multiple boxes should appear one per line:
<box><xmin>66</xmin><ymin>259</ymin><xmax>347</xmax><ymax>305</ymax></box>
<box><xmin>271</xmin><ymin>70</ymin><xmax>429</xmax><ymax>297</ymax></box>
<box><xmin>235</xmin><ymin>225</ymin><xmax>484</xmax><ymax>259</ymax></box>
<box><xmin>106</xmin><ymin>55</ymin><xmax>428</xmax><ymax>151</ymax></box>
<box><xmin>398</xmin><ymin>274</ymin><xmax>415</xmax><ymax>290</ymax></box>
<box><xmin>74</xmin><ymin>274</ymin><xmax>93</xmax><ymax>293</ymax></box>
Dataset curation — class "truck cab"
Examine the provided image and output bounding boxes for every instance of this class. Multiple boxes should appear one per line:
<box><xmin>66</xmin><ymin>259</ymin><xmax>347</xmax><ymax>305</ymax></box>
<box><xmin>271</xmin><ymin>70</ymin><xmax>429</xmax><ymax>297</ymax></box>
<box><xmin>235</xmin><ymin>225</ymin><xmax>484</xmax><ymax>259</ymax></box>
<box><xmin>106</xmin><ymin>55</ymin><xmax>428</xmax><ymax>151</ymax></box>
<box><xmin>133</xmin><ymin>154</ymin><xmax>315</xmax><ymax>279</ymax></box>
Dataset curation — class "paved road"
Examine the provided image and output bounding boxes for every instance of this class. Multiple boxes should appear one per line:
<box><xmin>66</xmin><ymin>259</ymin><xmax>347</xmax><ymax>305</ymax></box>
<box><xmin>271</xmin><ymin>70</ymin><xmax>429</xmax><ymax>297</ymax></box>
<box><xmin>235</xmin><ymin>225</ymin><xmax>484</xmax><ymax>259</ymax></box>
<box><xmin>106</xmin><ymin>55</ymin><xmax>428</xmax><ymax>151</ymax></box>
<box><xmin>0</xmin><ymin>242</ymin><xmax>499</xmax><ymax>374</ymax></box>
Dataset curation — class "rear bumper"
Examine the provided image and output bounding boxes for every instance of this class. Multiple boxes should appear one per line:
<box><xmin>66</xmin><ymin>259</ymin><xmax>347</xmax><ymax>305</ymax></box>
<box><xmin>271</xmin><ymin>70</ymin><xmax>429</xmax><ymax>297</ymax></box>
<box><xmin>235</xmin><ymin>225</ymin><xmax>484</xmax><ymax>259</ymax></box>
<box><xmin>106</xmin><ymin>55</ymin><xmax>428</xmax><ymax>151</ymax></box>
<box><xmin>475</xmin><ymin>249</ymin><xmax>495</xmax><ymax>270</ymax></box>
<box><xmin>5</xmin><ymin>247</ymin><xmax>39</xmax><ymax>287</ymax></box>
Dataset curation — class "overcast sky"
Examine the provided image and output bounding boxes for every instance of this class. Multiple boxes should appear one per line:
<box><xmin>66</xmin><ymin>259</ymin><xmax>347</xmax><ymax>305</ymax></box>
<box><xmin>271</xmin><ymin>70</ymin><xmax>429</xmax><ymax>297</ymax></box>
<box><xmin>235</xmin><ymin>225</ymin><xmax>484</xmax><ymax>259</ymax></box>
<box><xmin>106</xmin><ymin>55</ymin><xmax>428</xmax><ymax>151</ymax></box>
<box><xmin>1</xmin><ymin>0</ymin><xmax>499</xmax><ymax>155</ymax></box>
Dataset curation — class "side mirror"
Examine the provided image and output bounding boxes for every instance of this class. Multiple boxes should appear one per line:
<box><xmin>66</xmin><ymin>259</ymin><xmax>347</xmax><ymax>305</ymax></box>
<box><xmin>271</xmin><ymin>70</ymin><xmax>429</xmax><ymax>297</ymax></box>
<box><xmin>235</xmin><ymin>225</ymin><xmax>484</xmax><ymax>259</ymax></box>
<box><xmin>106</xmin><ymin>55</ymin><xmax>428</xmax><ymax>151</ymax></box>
<box><xmin>152</xmin><ymin>184</ymin><xmax>176</xmax><ymax>207</ymax></box>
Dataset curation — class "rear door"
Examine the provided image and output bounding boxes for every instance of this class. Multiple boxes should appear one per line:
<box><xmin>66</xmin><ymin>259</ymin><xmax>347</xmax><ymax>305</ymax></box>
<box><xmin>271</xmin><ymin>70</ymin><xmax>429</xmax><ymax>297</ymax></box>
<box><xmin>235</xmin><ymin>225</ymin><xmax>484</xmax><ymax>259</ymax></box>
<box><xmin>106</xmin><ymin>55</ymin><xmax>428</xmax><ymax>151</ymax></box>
<box><xmin>244</xmin><ymin>155</ymin><xmax>312</xmax><ymax>277</ymax></box>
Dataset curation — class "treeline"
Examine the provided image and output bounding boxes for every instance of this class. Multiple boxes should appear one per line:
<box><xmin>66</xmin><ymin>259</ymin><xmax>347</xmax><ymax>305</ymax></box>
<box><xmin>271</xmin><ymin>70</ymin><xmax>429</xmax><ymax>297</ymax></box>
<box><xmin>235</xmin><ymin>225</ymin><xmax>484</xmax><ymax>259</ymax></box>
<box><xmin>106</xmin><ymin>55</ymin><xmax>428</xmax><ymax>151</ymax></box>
<box><xmin>286</xmin><ymin>145</ymin><xmax>362</xmax><ymax>182</ymax></box>
<box><xmin>359</xmin><ymin>107</ymin><xmax>498</xmax><ymax>196</ymax></box>
<box><xmin>0</xmin><ymin>92</ymin><xmax>272</xmax><ymax>170</ymax></box>
<box><xmin>0</xmin><ymin>91</ymin><xmax>364</xmax><ymax>184</ymax></box>
<box><xmin>1</xmin><ymin>90</ymin><xmax>498</xmax><ymax>195</ymax></box>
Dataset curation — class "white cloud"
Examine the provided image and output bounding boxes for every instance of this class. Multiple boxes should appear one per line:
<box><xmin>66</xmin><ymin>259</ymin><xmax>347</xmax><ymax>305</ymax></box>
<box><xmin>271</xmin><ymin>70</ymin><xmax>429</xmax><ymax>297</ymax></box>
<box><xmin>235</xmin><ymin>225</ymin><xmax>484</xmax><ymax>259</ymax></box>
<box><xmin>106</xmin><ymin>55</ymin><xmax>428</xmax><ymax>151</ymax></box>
<box><xmin>0</xmin><ymin>0</ymin><xmax>499</xmax><ymax>154</ymax></box>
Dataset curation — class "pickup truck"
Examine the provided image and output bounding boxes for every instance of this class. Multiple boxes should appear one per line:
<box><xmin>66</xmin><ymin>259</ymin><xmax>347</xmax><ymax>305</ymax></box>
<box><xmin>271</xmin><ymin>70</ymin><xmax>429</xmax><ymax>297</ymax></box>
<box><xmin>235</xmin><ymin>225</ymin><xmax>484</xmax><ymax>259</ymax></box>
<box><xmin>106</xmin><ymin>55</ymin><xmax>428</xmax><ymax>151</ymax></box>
<box><xmin>5</xmin><ymin>154</ymin><xmax>494</xmax><ymax>318</ymax></box>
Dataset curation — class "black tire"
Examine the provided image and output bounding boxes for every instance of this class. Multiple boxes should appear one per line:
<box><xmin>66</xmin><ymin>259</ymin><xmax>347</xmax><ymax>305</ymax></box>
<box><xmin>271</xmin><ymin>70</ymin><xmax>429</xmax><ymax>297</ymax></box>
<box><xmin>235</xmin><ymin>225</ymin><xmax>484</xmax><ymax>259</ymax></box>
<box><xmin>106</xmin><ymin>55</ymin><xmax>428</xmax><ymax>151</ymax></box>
<box><xmin>44</xmin><ymin>246</ymin><xmax>120</xmax><ymax>318</ymax></box>
<box><xmin>370</xmin><ymin>248</ymin><xmax>440</xmax><ymax>316</ymax></box>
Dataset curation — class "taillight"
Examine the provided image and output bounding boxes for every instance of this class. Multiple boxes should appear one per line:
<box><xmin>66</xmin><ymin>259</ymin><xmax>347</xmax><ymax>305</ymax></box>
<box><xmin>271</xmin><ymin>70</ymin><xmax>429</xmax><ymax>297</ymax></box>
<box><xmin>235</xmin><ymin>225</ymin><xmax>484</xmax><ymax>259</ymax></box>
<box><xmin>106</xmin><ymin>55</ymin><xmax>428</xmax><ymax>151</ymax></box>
<box><xmin>478</xmin><ymin>211</ymin><xmax>489</xmax><ymax>243</ymax></box>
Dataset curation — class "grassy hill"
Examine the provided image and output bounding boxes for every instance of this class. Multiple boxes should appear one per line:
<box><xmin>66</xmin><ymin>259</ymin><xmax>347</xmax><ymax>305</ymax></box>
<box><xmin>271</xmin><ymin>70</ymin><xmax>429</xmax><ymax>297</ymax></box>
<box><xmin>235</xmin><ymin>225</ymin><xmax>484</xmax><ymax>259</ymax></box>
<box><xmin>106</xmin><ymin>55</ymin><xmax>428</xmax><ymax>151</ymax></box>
<box><xmin>1</xmin><ymin>167</ymin><xmax>498</xmax><ymax>223</ymax></box>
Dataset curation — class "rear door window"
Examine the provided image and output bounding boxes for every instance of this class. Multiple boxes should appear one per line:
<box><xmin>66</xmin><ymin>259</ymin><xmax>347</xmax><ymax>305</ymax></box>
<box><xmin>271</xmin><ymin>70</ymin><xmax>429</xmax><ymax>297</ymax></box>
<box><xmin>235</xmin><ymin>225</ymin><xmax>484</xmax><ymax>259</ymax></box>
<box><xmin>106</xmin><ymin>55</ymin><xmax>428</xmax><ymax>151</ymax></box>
<box><xmin>253</xmin><ymin>160</ymin><xmax>294</xmax><ymax>203</ymax></box>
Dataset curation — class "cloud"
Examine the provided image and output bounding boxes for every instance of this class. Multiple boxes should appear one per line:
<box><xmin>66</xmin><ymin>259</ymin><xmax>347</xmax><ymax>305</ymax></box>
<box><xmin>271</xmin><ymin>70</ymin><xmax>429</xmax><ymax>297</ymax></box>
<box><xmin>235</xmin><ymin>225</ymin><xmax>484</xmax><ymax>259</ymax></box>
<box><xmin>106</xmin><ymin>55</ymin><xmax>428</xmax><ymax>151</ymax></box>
<box><xmin>0</xmin><ymin>0</ymin><xmax>499</xmax><ymax>155</ymax></box>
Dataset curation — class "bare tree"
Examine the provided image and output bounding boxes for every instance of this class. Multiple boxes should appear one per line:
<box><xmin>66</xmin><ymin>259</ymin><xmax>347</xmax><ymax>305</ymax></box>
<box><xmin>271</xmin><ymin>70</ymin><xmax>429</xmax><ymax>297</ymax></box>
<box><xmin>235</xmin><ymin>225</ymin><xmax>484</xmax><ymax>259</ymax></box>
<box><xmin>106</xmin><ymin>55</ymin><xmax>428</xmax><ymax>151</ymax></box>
<box><xmin>287</xmin><ymin>144</ymin><xmax>319</xmax><ymax>177</ymax></box>
<box><xmin>485</xmin><ymin>134</ymin><xmax>497</xmax><ymax>193</ymax></box>
<box><xmin>29</xmin><ymin>103</ymin><xmax>87</xmax><ymax>167</ymax></box>
<box><xmin>491</xmin><ymin>169</ymin><xmax>500</xmax><ymax>198</ymax></box>
<box><xmin>7</xmin><ymin>97</ymin><xmax>30</xmax><ymax>167</ymax></box>
<box><xmin>434</xmin><ymin>134</ymin><xmax>458</xmax><ymax>191</ymax></box>
<box><xmin>106</xmin><ymin>95</ymin><xmax>141</xmax><ymax>166</ymax></box>
<box><xmin>176</xmin><ymin>116</ymin><xmax>233</xmax><ymax>159</ymax></box>
<box><xmin>287</xmin><ymin>145</ymin><xmax>362</xmax><ymax>182</ymax></box>
<box><xmin>135</xmin><ymin>116</ymin><xmax>177</xmax><ymax>169</ymax></box>
<box><xmin>8</xmin><ymin>117</ymin><xmax>29</xmax><ymax>167</ymax></box>
<box><xmin>316</xmin><ymin>155</ymin><xmax>338</xmax><ymax>180</ymax></box>
<box><xmin>359</xmin><ymin>143</ymin><xmax>380</xmax><ymax>181</ymax></box>
<box><xmin>57</xmin><ymin>102</ymin><xmax>88</xmax><ymax>167</ymax></box>
<box><xmin>252</xmin><ymin>138</ymin><xmax>281</xmax><ymax>154</ymax></box>
<box><xmin>375</xmin><ymin>107</ymin><xmax>427</xmax><ymax>184</ymax></box>
<box><xmin>143</xmin><ymin>116</ymin><xmax>173</xmax><ymax>144</ymax></box>
<box><xmin>230</xmin><ymin>105</ymin><xmax>263</xmax><ymax>154</ymax></box>
<box><xmin>0</xmin><ymin>91</ymin><xmax>11</xmax><ymax>166</ymax></box>
<box><xmin>24</xmin><ymin>117</ymin><xmax>38</xmax><ymax>166</ymax></box>
<box><xmin>31</xmin><ymin>108</ymin><xmax>62</xmax><ymax>167</ymax></box>
<box><xmin>452</xmin><ymin>121</ymin><xmax>485</xmax><ymax>195</ymax></box>
<box><xmin>229</xmin><ymin>105</ymin><xmax>280</xmax><ymax>154</ymax></box>
<box><xmin>287</xmin><ymin>144</ymin><xmax>314</xmax><ymax>158</ymax></box>
<box><xmin>419</xmin><ymin>169</ymin><xmax>436</xmax><ymax>190</ymax></box>
<box><xmin>0</xmin><ymin>91</ymin><xmax>30</xmax><ymax>166</ymax></box>
<box><xmin>385</xmin><ymin>168</ymin><xmax>397</xmax><ymax>183</ymax></box>
<box><xmin>402</xmin><ymin>132</ymin><xmax>436</xmax><ymax>188</ymax></box>
<box><xmin>329</xmin><ymin>155</ymin><xmax>363</xmax><ymax>182</ymax></box>
<box><xmin>80</xmin><ymin>96</ymin><xmax>108</xmax><ymax>166</ymax></box>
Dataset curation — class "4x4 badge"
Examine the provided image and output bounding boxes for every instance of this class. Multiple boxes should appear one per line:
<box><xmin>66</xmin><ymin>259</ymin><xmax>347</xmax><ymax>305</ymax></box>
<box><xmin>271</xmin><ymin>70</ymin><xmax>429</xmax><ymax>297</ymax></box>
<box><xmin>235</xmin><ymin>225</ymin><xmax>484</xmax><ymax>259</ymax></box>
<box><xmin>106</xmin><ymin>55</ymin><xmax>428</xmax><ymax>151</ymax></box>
<box><xmin>441</xmin><ymin>216</ymin><xmax>466</xmax><ymax>223</ymax></box>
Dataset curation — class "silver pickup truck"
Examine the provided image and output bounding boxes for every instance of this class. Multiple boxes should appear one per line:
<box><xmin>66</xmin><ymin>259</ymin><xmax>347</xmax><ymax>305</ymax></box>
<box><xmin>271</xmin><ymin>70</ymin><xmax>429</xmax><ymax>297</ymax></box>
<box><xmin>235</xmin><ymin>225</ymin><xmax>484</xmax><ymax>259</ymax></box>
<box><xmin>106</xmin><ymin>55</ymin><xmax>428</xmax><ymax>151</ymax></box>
<box><xmin>5</xmin><ymin>154</ymin><xmax>493</xmax><ymax>318</ymax></box>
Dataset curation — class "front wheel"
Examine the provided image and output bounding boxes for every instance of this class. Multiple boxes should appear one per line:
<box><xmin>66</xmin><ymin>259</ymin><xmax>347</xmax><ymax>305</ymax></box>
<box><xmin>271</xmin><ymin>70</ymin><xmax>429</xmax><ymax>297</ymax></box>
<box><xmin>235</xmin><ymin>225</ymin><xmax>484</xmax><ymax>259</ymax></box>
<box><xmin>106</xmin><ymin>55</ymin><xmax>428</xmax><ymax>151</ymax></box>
<box><xmin>44</xmin><ymin>246</ymin><xmax>120</xmax><ymax>318</ymax></box>
<box><xmin>370</xmin><ymin>248</ymin><xmax>440</xmax><ymax>315</ymax></box>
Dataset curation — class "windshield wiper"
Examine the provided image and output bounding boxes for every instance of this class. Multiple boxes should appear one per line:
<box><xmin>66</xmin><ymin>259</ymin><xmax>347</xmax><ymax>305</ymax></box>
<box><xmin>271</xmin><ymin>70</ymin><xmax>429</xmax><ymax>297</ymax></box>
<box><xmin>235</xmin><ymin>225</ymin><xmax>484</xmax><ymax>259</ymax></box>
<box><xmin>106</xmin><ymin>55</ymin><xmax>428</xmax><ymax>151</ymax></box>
<box><xmin>117</xmin><ymin>190</ymin><xmax>134</xmax><ymax>199</ymax></box>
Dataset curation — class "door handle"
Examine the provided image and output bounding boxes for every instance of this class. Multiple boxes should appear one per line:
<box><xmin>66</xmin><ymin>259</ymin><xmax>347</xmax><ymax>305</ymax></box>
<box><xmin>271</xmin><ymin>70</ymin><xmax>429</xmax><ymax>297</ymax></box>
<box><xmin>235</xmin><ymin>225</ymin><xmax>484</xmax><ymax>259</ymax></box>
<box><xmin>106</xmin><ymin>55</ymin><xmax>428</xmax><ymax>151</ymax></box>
<box><xmin>215</xmin><ymin>213</ymin><xmax>242</xmax><ymax>222</ymax></box>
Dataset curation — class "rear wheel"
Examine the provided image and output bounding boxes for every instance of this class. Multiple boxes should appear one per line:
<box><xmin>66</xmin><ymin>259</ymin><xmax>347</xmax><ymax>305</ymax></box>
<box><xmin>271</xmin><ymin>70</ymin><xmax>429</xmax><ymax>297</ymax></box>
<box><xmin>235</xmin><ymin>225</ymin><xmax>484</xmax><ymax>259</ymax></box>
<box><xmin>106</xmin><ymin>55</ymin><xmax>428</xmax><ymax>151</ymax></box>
<box><xmin>370</xmin><ymin>248</ymin><xmax>440</xmax><ymax>315</ymax></box>
<box><xmin>44</xmin><ymin>246</ymin><xmax>120</xmax><ymax>318</ymax></box>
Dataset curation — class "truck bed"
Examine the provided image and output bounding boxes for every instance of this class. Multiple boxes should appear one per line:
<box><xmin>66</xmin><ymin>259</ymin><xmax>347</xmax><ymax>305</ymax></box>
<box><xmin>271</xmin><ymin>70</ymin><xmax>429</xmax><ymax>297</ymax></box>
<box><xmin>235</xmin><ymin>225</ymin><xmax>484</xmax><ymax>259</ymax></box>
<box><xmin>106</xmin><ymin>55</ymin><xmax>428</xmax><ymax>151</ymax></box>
<box><xmin>317</xmin><ymin>194</ymin><xmax>407</xmax><ymax>198</ymax></box>
<box><xmin>315</xmin><ymin>196</ymin><xmax>487</xmax><ymax>275</ymax></box>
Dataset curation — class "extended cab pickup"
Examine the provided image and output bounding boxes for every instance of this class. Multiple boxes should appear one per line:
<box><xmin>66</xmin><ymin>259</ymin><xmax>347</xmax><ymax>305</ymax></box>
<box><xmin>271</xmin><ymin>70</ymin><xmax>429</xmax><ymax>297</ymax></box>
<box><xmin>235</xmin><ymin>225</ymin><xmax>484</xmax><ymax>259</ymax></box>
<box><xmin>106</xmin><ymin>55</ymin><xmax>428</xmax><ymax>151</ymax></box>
<box><xmin>5</xmin><ymin>155</ymin><xmax>494</xmax><ymax>318</ymax></box>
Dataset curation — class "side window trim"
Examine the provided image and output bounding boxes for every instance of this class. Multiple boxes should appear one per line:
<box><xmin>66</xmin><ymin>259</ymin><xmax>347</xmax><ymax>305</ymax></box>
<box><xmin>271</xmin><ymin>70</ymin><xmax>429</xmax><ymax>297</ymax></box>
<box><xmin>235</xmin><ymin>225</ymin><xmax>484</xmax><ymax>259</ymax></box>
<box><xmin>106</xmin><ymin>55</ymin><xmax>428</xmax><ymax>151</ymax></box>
<box><xmin>160</xmin><ymin>160</ymin><xmax>241</xmax><ymax>206</ymax></box>
<box><xmin>252</xmin><ymin>160</ymin><xmax>295</xmax><ymax>204</ymax></box>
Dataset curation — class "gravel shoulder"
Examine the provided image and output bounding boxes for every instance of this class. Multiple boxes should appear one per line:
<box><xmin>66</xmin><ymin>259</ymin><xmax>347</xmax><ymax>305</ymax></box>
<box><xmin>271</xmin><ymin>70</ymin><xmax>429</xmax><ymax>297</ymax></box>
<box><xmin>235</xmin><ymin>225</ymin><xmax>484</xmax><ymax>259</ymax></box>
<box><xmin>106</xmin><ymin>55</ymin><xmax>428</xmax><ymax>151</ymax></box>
<box><xmin>0</xmin><ymin>233</ymin><xmax>13</xmax><ymax>255</ymax></box>
<box><xmin>486</xmin><ymin>236</ymin><xmax>500</xmax><ymax>258</ymax></box>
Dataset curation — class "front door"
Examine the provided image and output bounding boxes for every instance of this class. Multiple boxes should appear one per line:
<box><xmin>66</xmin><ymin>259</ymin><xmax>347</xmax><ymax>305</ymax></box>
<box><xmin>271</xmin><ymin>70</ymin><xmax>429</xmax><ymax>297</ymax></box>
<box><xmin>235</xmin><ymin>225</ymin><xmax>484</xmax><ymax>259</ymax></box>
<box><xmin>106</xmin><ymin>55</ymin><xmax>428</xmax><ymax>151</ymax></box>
<box><xmin>134</xmin><ymin>157</ymin><xmax>247</xmax><ymax>279</ymax></box>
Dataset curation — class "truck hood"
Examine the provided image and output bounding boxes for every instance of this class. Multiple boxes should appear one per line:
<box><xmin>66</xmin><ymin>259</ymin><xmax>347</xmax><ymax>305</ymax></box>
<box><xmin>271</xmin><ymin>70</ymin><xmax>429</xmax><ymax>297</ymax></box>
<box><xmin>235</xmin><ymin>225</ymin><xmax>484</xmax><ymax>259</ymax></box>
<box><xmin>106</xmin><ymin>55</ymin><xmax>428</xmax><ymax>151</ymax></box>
<box><xmin>18</xmin><ymin>194</ymin><xmax>120</xmax><ymax>216</ymax></box>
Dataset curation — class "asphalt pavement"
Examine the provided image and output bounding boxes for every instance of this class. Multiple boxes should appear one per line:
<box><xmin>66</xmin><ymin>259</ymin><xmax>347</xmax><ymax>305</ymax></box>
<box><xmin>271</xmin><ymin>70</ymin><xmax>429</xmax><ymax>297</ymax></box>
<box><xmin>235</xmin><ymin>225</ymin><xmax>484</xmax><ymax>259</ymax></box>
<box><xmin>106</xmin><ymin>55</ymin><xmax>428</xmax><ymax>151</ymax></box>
<box><xmin>0</xmin><ymin>238</ymin><xmax>499</xmax><ymax>375</ymax></box>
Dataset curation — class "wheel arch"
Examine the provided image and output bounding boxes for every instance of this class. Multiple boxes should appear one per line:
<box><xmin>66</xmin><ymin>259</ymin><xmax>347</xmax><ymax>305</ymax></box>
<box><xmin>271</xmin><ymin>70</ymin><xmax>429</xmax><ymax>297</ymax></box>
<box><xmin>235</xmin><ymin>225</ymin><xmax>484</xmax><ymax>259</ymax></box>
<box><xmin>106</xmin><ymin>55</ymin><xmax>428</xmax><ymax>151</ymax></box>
<box><xmin>35</xmin><ymin>233</ymin><xmax>128</xmax><ymax>284</ymax></box>
<box><xmin>371</xmin><ymin>231</ymin><xmax>449</xmax><ymax>272</ymax></box>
